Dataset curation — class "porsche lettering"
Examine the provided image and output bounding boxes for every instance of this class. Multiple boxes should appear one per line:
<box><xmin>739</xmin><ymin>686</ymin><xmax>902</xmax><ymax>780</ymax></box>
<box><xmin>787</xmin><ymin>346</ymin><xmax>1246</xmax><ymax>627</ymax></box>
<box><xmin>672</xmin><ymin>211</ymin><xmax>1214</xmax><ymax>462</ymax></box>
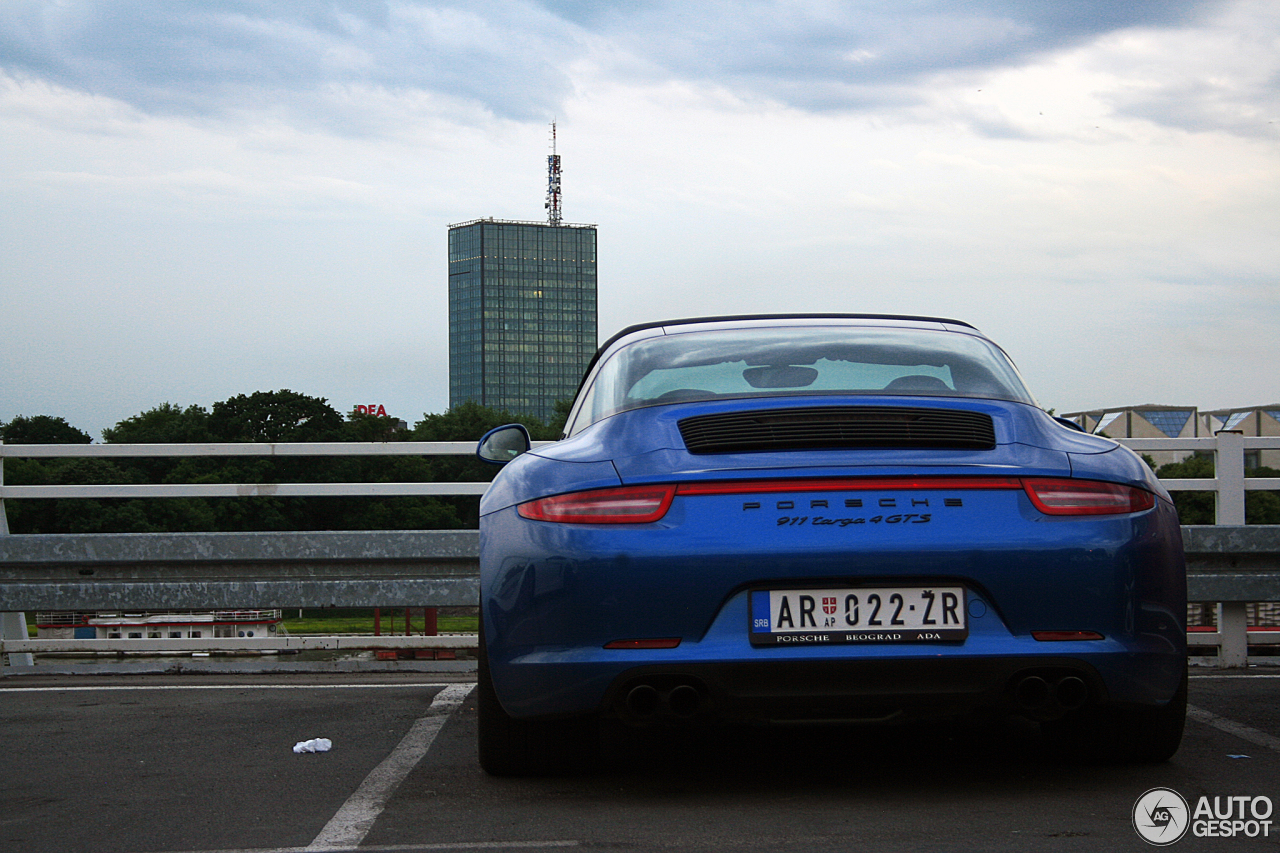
<box><xmin>746</xmin><ymin>496</ymin><xmax>957</xmax><ymax>512</ymax></box>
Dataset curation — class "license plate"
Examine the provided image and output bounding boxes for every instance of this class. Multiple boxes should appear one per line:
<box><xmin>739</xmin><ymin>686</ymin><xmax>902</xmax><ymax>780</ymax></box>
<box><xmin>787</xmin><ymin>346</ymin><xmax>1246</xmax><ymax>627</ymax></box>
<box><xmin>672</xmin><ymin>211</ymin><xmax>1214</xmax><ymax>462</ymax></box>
<box><xmin>749</xmin><ymin>586</ymin><xmax>967</xmax><ymax>645</ymax></box>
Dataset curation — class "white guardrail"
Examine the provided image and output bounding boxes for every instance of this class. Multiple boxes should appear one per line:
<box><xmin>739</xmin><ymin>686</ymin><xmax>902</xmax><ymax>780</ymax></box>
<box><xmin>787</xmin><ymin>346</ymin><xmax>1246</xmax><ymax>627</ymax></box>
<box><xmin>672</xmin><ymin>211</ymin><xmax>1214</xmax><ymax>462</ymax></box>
<box><xmin>2</xmin><ymin>432</ymin><xmax>1279</xmax><ymax>667</ymax></box>
<box><xmin>1114</xmin><ymin>432</ymin><xmax>1280</xmax><ymax>667</ymax></box>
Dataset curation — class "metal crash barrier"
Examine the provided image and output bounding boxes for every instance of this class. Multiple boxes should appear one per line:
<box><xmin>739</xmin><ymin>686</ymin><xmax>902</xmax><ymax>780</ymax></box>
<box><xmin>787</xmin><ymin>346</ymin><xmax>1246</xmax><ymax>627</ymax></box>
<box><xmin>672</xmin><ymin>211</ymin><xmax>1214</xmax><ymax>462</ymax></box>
<box><xmin>2</xmin><ymin>434</ymin><xmax>1279</xmax><ymax>667</ymax></box>
<box><xmin>0</xmin><ymin>530</ymin><xmax>481</xmax><ymax>658</ymax></box>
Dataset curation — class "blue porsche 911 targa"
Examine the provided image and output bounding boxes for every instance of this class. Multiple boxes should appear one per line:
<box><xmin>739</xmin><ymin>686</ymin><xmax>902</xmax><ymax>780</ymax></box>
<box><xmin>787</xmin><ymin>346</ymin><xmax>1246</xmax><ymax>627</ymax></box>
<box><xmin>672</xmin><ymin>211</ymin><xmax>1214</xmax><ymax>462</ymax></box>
<box><xmin>475</xmin><ymin>315</ymin><xmax>1186</xmax><ymax>775</ymax></box>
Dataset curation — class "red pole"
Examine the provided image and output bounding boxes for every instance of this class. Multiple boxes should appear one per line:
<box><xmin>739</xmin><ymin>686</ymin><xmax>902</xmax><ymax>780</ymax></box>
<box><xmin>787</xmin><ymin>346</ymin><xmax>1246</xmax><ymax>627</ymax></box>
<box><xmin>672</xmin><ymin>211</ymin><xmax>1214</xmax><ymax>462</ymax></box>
<box><xmin>424</xmin><ymin>606</ymin><xmax>438</xmax><ymax>636</ymax></box>
<box><xmin>374</xmin><ymin>607</ymin><xmax>381</xmax><ymax>636</ymax></box>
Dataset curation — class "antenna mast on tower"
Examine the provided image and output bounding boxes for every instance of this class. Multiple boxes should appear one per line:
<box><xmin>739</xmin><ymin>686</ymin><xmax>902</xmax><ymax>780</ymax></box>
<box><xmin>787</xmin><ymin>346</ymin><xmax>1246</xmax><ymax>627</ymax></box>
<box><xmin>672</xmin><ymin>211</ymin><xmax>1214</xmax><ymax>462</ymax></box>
<box><xmin>545</xmin><ymin>121</ymin><xmax>562</xmax><ymax>226</ymax></box>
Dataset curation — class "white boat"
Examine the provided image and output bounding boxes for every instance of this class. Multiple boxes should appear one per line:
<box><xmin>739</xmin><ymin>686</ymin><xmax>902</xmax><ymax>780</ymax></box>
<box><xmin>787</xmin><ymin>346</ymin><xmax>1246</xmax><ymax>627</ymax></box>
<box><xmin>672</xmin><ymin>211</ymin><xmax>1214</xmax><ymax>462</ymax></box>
<box><xmin>35</xmin><ymin>610</ymin><xmax>284</xmax><ymax>640</ymax></box>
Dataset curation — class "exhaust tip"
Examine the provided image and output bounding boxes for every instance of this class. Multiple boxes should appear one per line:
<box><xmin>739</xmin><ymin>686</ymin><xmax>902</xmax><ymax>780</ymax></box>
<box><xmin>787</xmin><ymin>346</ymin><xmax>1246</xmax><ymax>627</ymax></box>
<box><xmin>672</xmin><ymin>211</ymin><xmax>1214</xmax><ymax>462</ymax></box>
<box><xmin>1015</xmin><ymin>675</ymin><xmax>1051</xmax><ymax>710</ymax></box>
<box><xmin>1054</xmin><ymin>675</ymin><xmax>1088</xmax><ymax>710</ymax></box>
<box><xmin>667</xmin><ymin>684</ymin><xmax>701</xmax><ymax>717</ymax></box>
<box><xmin>626</xmin><ymin>684</ymin><xmax>661</xmax><ymax>717</ymax></box>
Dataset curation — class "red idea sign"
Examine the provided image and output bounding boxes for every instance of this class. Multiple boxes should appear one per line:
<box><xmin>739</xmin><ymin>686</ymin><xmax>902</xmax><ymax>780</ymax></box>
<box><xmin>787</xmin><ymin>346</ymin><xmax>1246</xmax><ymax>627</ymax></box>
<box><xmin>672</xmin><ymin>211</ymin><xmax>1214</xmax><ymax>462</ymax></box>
<box><xmin>355</xmin><ymin>404</ymin><xmax>388</xmax><ymax>417</ymax></box>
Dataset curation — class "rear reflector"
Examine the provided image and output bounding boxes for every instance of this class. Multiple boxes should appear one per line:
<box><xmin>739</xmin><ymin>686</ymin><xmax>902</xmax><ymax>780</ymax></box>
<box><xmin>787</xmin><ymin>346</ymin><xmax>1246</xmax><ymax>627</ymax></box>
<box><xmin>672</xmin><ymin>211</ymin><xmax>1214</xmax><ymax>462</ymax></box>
<box><xmin>518</xmin><ymin>484</ymin><xmax>677</xmax><ymax>524</ymax></box>
<box><xmin>603</xmin><ymin>638</ymin><xmax>682</xmax><ymax>649</ymax></box>
<box><xmin>1032</xmin><ymin>631</ymin><xmax>1105</xmax><ymax>641</ymax></box>
<box><xmin>1021</xmin><ymin>479</ymin><xmax>1155</xmax><ymax>516</ymax></box>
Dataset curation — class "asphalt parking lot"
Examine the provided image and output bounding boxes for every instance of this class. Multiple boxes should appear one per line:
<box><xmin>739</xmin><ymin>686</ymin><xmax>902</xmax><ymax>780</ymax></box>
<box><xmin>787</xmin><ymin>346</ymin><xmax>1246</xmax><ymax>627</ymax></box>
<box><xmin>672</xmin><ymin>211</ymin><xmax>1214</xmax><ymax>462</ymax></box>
<box><xmin>3</xmin><ymin>668</ymin><xmax>1280</xmax><ymax>852</ymax></box>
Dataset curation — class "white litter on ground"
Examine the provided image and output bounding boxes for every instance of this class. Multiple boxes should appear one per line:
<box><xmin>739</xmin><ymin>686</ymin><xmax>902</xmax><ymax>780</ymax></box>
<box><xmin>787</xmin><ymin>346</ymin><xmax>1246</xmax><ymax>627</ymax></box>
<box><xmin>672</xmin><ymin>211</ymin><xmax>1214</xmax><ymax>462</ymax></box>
<box><xmin>294</xmin><ymin>737</ymin><xmax>333</xmax><ymax>754</ymax></box>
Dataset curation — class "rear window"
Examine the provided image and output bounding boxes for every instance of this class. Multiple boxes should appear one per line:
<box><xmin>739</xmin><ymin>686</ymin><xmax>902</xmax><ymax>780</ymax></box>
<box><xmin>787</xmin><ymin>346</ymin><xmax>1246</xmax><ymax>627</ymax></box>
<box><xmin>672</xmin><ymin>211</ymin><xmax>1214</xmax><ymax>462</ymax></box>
<box><xmin>568</xmin><ymin>325</ymin><xmax>1035</xmax><ymax>435</ymax></box>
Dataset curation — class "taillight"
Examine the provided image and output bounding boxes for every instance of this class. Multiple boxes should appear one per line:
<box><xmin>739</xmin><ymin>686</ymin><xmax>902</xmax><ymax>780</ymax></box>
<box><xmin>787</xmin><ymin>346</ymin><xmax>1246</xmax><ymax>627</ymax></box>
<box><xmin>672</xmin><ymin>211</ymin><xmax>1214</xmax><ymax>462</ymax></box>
<box><xmin>1022</xmin><ymin>479</ymin><xmax>1155</xmax><ymax>516</ymax></box>
<box><xmin>516</xmin><ymin>477</ymin><xmax>1153</xmax><ymax>523</ymax></box>
<box><xmin>517</xmin><ymin>484</ymin><xmax>677</xmax><ymax>524</ymax></box>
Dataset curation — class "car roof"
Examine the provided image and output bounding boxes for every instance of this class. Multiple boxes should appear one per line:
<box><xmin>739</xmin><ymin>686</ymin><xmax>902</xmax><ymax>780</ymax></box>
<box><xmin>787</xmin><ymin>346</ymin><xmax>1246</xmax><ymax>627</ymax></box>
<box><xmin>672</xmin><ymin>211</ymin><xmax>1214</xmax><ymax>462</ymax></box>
<box><xmin>596</xmin><ymin>313</ymin><xmax>979</xmax><ymax>356</ymax></box>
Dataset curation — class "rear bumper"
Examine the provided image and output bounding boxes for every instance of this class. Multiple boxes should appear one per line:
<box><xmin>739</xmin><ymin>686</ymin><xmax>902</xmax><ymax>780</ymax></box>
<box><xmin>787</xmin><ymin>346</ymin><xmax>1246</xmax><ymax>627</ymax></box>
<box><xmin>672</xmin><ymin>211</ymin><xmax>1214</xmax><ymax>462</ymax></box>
<box><xmin>491</xmin><ymin>629</ymin><xmax>1186</xmax><ymax>723</ymax></box>
<box><xmin>482</xmin><ymin>493</ymin><xmax>1186</xmax><ymax>723</ymax></box>
<box><xmin>601</xmin><ymin>656</ymin><xmax>1108</xmax><ymax>725</ymax></box>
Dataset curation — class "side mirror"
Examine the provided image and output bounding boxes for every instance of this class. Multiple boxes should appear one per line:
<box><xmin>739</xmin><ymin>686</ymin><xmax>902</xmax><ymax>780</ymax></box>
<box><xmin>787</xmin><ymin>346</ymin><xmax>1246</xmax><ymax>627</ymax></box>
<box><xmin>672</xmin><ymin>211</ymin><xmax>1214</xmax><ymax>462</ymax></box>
<box><xmin>1053</xmin><ymin>416</ymin><xmax>1086</xmax><ymax>433</ymax></box>
<box><xmin>477</xmin><ymin>424</ymin><xmax>532</xmax><ymax>465</ymax></box>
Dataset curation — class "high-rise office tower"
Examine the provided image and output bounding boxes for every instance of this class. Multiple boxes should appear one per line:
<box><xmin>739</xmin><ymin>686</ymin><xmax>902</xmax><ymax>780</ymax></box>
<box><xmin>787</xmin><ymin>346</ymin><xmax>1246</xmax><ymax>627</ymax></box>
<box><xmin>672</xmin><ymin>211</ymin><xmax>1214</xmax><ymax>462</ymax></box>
<box><xmin>447</xmin><ymin>125</ymin><xmax>598</xmax><ymax>423</ymax></box>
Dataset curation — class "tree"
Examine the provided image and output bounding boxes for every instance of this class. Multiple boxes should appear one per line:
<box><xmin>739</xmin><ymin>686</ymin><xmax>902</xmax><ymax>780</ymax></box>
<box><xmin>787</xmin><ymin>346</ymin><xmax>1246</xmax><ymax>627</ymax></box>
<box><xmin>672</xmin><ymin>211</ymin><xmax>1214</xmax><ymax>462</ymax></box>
<box><xmin>1154</xmin><ymin>456</ymin><xmax>1280</xmax><ymax>525</ymax></box>
<box><xmin>93</xmin><ymin>403</ymin><xmax>224</xmax><ymax>532</ymax></box>
<box><xmin>1</xmin><ymin>416</ymin><xmax>97</xmax><ymax>532</ymax></box>
<box><xmin>413</xmin><ymin>400</ymin><xmax>542</xmax><ymax>442</ymax></box>
<box><xmin>341</xmin><ymin>410</ymin><xmax>411</xmax><ymax>442</ymax></box>
<box><xmin>3</xmin><ymin>397</ymin><xmax>570</xmax><ymax>533</ymax></box>
<box><xmin>410</xmin><ymin>401</ymin><xmax>562</xmax><ymax>528</ymax></box>
<box><xmin>103</xmin><ymin>403</ymin><xmax>211</xmax><ymax>444</ymax></box>
<box><xmin>208</xmin><ymin>390</ymin><xmax>343</xmax><ymax>442</ymax></box>
<box><xmin>546</xmin><ymin>398</ymin><xmax>574</xmax><ymax>438</ymax></box>
<box><xmin>1156</xmin><ymin>455</ymin><xmax>1214</xmax><ymax>525</ymax></box>
<box><xmin>1245</xmin><ymin>466</ymin><xmax>1280</xmax><ymax>525</ymax></box>
<box><xmin>0</xmin><ymin>415</ymin><xmax>92</xmax><ymax>445</ymax></box>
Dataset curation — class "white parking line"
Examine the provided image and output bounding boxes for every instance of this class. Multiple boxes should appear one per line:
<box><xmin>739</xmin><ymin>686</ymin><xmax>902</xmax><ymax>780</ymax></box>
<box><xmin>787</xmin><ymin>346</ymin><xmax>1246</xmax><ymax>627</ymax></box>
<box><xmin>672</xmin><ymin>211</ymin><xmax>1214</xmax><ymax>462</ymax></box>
<box><xmin>148</xmin><ymin>840</ymin><xmax>578</xmax><ymax>852</ymax></box>
<box><xmin>1187</xmin><ymin>704</ymin><xmax>1280</xmax><ymax>754</ymax></box>
<box><xmin>0</xmin><ymin>683</ymin><xmax>466</xmax><ymax>692</ymax></box>
<box><xmin>307</xmin><ymin>683</ymin><xmax>476</xmax><ymax>851</ymax></box>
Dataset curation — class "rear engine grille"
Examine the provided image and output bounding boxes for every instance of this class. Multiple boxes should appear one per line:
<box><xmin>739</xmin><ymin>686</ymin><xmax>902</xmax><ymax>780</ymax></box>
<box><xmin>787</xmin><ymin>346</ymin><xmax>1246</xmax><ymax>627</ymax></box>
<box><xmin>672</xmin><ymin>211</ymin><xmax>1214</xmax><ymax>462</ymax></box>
<box><xmin>678</xmin><ymin>406</ymin><xmax>996</xmax><ymax>454</ymax></box>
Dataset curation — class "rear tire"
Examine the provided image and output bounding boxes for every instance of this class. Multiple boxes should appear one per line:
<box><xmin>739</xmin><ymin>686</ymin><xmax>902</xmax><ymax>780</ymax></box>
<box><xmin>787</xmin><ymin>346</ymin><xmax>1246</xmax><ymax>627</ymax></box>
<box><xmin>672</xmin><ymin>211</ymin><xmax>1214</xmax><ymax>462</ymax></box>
<box><xmin>477</xmin><ymin>619</ymin><xmax>599</xmax><ymax>776</ymax></box>
<box><xmin>1121</xmin><ymin>660</ymin><xmax>1187</xmax><ymax>763</ymax></box>
<box><xmin>1041</xmin><ymin>661</ymin><xmax>1186</xmax><ymax>763</ymax></box>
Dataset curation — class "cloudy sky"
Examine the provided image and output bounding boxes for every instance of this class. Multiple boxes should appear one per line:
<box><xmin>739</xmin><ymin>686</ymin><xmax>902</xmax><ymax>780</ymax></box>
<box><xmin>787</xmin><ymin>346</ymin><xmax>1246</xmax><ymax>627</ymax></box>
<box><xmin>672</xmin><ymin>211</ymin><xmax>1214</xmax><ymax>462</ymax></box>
<box><xmin>2</xmin><ymin>0</ymin><xmax>1276</xmax><ymax>438</ymax></box>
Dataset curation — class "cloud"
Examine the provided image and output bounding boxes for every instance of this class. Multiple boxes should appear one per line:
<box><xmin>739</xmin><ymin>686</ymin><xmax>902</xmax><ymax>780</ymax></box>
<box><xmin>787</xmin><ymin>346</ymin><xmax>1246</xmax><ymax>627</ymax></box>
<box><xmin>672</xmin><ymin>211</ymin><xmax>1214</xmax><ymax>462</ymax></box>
<box><xmin>0</xmin><ymin>0</ymin><xmax>1276</xmax><ymax>436</ymax></box>
<box><xmin>0</xmin><ymin>0</ymin><xmax>1233</xmax><ymax>133</ymax></box>
<box><xmin>0</xmin><ymin>1</ymin><xmax>581</xmax><ymax>130</ymax></box>
<box><xmin>543</xmin><ymin>1</ymin><xmax>1222</xmax><ymax>109</ymax></box>
<box><xmin>1097</xmin><ymin>3</ymin><xmax>1280</xmax><ymax>138</ymax></box>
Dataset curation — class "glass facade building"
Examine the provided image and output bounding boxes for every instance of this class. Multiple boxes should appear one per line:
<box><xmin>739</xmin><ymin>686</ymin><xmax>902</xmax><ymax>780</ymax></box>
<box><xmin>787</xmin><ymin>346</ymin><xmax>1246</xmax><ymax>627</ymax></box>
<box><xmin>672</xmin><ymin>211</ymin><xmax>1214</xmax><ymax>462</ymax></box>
<box><xmin>448</xmin><ymin>219</ymin><xmax>598</xmax><ymax>424</ymax></box>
